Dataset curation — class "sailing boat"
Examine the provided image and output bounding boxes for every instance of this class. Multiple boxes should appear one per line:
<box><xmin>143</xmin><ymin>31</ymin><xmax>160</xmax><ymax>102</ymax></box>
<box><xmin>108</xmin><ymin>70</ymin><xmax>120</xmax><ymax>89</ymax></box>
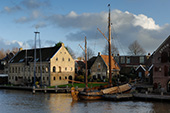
<box><xmin>71</xmin><ymin>36</ymin><xmax>104</xmax><ymax>100</ymax></box>
<box><xmin>71</xmin><ymin>4</ymin><xmax>132</xmax><ymax>101</ymax></box>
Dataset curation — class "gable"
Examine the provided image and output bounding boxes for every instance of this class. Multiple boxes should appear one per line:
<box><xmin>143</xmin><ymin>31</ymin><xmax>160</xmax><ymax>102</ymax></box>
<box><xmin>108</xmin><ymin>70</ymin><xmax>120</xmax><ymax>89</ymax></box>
<box><xmin>91</xmin><ymin>55</ymin><xmax>120</xmax><ymax>71</ymax></box>
<box><xmin>51</xmin><ymin>44</ymin><xmax>75</xmax><ymax>64</ymax></box>
<box><xmin>154</xmin><ymin>35</ymin><xmax>170</xmax><ymax>56</ymax></box>
<box><xmin>100</xmin><ymin>55</ymin><xmax>120</xmax><ymax>70</ymax></box>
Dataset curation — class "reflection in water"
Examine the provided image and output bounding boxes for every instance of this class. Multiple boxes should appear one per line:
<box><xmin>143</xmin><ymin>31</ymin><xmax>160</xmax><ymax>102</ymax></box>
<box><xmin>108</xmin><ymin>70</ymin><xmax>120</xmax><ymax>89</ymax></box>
<box><xmin>0</xmin><ymin>89</ymin><xmax>170</xmax><ymax>113</ymax></box>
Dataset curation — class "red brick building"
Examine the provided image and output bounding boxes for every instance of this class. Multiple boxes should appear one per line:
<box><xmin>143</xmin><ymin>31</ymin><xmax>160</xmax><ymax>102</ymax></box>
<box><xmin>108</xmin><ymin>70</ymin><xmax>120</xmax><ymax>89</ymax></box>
<box><xmin>152</xmin><ymin>35</ymin><xmax>170</xmax><ymax>92</ymax></box>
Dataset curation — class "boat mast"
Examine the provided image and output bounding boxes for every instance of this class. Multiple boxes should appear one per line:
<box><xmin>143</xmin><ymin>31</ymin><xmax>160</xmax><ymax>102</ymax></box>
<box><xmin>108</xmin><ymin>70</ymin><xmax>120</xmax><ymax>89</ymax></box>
<box><xmin>79</xmin><ymin>36</ymin><xmax>88</xmax><ymax>88</ymax></box>
<box><xmin>85</xmin><ymin>37</ymin><xmax>88</xmax><ymax>88</ymax></box>
<box><xmin>108</xmin><ymin>4</ymin><xmax>112</xmax><ymax>87</ymax></box>
<box><xmin>97</xmin><ymin>4</ymin><xmax>112</xmax><ymax>87</ymax></box>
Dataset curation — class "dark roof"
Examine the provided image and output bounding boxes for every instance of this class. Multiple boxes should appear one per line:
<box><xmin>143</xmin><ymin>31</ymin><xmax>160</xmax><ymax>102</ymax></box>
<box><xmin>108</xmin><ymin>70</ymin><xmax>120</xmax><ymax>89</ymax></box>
<box><xmin>87</xmin><ymin>57</ymin><xmax>97</xmax><ymax>69</ymax></box>
<box><xmin>76</xmin><ymin>61</ymin><xmax>85</xmax><ymax>68</ymax></box>
<box><xmin>10</xmin><ymin>45</ymin><xmax>61</xmax><ymax>63</ymax></box>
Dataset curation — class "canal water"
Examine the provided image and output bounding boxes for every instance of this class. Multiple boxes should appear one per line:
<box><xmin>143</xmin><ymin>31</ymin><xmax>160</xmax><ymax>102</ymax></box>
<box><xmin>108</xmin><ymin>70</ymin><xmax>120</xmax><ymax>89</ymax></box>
<box><xmin>0</xmin><ymin>89</ymin><xmax>170</xmax><ymax>113</ymax></box>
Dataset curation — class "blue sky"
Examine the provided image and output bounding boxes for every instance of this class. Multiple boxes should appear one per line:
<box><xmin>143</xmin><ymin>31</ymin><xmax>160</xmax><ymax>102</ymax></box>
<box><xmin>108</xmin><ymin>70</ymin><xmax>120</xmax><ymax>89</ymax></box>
<box><xmin>0</xmin><ymin>0</ymin><xmax>170</xmax><ymax>57</ymax></box>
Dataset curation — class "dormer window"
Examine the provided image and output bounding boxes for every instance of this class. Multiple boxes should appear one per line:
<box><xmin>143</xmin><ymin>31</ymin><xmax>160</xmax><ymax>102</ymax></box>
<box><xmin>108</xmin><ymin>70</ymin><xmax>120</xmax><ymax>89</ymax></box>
<box><xmin>19</xmin><ymin>59</ymin><xmax>24</xmax><ymax>63</ymax></box>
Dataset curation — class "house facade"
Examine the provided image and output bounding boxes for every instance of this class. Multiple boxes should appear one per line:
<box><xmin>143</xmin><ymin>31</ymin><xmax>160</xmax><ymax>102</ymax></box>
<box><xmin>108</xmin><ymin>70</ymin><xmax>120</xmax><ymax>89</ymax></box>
<box><xmin>8</xmin><ymin>43</ymin><xmax>75</xmax><ymax>86</ymax></box>
<box><xmin>114</xmin><ymin>55</ymin><xmax>151</xmax><ymax>81</ymax></box>
<box><xmin>152</xmin><ymin>36</ymin><xmax>170</xmax><ymax>92</ymax></box>
<box><xmin>90</xmin><ymin>52</ymin><xmax>120</xmax><ymax>81</ymax></box>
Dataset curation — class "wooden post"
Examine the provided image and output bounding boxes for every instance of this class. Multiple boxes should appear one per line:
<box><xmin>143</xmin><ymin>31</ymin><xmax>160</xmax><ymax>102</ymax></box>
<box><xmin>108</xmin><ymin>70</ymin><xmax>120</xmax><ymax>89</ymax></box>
<box><xmin>55</xmin><ymin>85</ymin><xmax>58</xmax><ymax>93</ymax></box>
<box><xmin>108</xmin><ymin>5</ymin><xmax>112</xmax><ymax>87</ymax></box>
<box><xmin>44</xmin><ymin>86</ymin><xmax>47</xmax><ymax>93</ymax></box>
<box><xmin>85</xmin><ymin>37</ymin><xmax>88</xmax><ymax>89</ymax></box>
<box><xmin>33</xmin><ymin>86</ymin><xmax>35</xmax><ymax>94</ymax></box>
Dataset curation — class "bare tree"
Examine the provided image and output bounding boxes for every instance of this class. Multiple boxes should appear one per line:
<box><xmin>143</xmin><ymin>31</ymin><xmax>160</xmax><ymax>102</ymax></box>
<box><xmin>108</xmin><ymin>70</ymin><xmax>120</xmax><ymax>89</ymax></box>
<box><xmin>12</xmin><ymin>47</ymin><xmax>19</xmax><ymax>54</ymax></box>
<box><xmin>0</xmin><ymin>49</ymin><xmax>6</xmax><ymax>59</ymax></box>
<box><xmin>102</xmin><ymin>43</ymin><xmax>119</xmax><ymax>56</ymax></box>
<box><xmin>66</xmin><ymin>46</ymin><xmax>76</xmax><ymax>59</ymax></box>
<box><xmin>82</xmin><ymin>47</ymin><xmax>95</xmax><ymax>60</ymax></box>
<box><xmin>128</xmin><ymin>40</ymin><xmax>146</xmax><ymax>55</ymax></box>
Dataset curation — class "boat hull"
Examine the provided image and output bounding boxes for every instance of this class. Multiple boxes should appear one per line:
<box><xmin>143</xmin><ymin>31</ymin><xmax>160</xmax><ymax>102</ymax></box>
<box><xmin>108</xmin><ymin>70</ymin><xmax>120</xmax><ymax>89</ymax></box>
<box><xmin>78</xmin><ymin>91</ymin><xmax>103</xmax><ymax>100</ymax></box>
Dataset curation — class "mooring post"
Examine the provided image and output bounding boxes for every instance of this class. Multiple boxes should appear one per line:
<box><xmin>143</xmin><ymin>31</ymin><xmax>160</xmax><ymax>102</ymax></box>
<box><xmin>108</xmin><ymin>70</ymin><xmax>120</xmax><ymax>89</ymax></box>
<box><xmin>66</xmin><ymin>85</ymin><xmax>69</xmax><ymax>92</ymax></box>
<box><xmin>55</xmin><ymin>85</ymin><xmax>58</xmax><ymax>93</ymax></box>
<box><xmin>33</xmin><ymin>86</ymin><xmax>35</xmax><ymax>94</ymax></box>
<box><xmin>44</xmin><ymin>86</ymin><xmax>47</xmax><ymax>93</ymax></box>
<box><xmin>145</xmin><ymin>91</ymin><xmax>148</xmax><ymax>95</ymax></box>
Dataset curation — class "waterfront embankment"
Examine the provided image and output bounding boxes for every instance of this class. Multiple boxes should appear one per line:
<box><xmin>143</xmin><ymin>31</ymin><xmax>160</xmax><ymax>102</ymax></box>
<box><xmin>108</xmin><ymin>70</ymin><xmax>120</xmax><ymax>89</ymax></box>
<box><xmin>1</xmin><ymin>85</ymin><xmax>170</xmax><ymax>101</ymax></box>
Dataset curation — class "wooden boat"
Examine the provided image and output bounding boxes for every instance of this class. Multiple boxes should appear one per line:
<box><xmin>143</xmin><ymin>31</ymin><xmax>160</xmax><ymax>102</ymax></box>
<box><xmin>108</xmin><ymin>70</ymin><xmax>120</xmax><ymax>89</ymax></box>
<box><xmin>101</xmin><ymin>83</ymin><xmax>132</xmax><ymax>100</ymax></box>
<box><xmin>71</xmin><ymin>83</ymin><xmax>132</xmax><ymax>100</ymax></box>
<box><xmin>101</xmin><ymin>83</ymin><xmax>132</xmax><ymax>94</ymax></box>
<box><xmin>71</xmin><ymin>87</ymin><xmax>104</xmax><ymax>100</ymax></box>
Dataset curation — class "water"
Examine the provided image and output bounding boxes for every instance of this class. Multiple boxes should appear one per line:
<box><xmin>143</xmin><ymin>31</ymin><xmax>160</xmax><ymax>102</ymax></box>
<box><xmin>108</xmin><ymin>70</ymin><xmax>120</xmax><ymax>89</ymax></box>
<box><xmin>0</xmin><ymin>89</ymin><xmax>170</xmax><ymax>113</ymax></box>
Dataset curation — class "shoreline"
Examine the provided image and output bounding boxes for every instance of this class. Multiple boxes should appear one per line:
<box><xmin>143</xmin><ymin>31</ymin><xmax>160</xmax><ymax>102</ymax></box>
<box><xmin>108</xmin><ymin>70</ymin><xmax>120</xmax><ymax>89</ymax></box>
<box><xmin>1</xmin><ymin>85</ymin><xmax>170</xmax><ymax>102</ymax></box>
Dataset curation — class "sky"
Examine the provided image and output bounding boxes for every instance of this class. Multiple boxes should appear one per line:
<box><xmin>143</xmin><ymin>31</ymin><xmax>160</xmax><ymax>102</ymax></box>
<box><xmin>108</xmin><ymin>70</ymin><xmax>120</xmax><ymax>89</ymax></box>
<box><xmin>1</xmin><ymin>0</ymin><xmax>170</xmax><ymax>57</ymax></box>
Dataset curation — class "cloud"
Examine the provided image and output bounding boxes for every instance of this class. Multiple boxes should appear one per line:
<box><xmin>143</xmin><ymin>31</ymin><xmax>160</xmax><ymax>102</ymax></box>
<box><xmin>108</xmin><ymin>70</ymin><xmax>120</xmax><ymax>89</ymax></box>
<box><xmin>1</xmin><ymin>1</ymin><xmax>170</xmax><ymax>54</ymax></box>
<box><xmin>46</xmin><ymin>11</ymin><xmax>106</xmax><ymax>30</ymax></box>
<box><xmin>0</xmin><ymin>38</ymin><xmax>22</xmax><ymax>50</ymax></box>
<box><xmin>21</xmin><ymin>0</ymin><xmax>50</xmax><ymax>9</ymax></box>
<box><xmin>46</xmin><ymin>10</ymin><xmax>170</xmax><ymax>54</ymax></box>
<box><xmin>3</xmin><ymin>6</ymin><xmax>21</xmax><ymax>13</ymax></box>
<box><xmin>15</xmin><ymin>10</ymin><xmax>42</xmax><ymax>23</ymax></box>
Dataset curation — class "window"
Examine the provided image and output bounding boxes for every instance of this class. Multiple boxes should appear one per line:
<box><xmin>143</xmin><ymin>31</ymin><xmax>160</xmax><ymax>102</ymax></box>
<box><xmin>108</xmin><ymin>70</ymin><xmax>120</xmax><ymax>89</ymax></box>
<box><xmin>97</xmin><ymin>63</ymin><xmax>101</xmax><ymax>71</ymax></box>
<box><xmin>53</xmin><ymin>77</ymin><xmax>56</xmax><ymax>80</ymax></box>
<box><xmin>161</xmin><ymin>52</ymin><xmax>168</xmax><ymax>63</ymax></box>
<box><xmin>46</xmin><ymin>67</ymin><xmax>48</xmax><ymax>73</ymax></box>
<box><xmin>65</xmin><ymin>67</ymin><xmax>67</xmax><ymax>71</ymax></box>
<box><xmin>126</xmin><ymin>57</ymin><xmax>130</xmax><ymax>64</ymax></box>
<box><xmin>139</xmin><ymin>57</ymin><xmax>144</xmax><ymax>64</ymax></box>
<box><xmin>71</xmin><ymin>67</ymin><xmax>73</xmax><ymax>71</ymax></box>
<box><xmin>154</xmin><ymin>67</ymin><xmax>159</xmax><ymax>72</ymax></box>
<box><xmin>53</xmin><ymin>66</ymin><xmax>56</xmax><ymax>72</ymax></box>
<box><xmin>97</xmin><ymin>63</ymin><xmax>101</xmax><ymax>69</ymax></box>
<box><xmin>121</xmin><ymin>56</ymin><xmax>125</xmax><ymax>63</ymax></box>
<box><xmin>56</xmin><ymin>57</ymin><xmax>58</xmax><ymax>61</ymax></box>
<box><xmin>62</xmin><ymin>58</ymin><xmax>64</xmax><ymax>61</ymax></box>
<box><xmin>59</xmin><ymin>76</ymin><xmax>61</xmax><ymax>80</ymax></box>
<box><xmin>164</xmin><ymin>65</ymin><xmax>168</xmax><ymax>76</ymax></box>
<box><xmin>68</xmin><ymin>58</ymin><xmax>70</xmax><ymax>61</ymax></box>
<box><xmin>65</xmin><ymin>76</ymin><xmax>67</xmax><ymax>79</ymax></box>
<box><xmin>59</xmin><ymin>66</ymin><xmax>61</xmax><ymax>72</ymax></box>
<box><xmin>15</xmin><ymin>76</ymin><xmax>18</xmax><ymax>81</ymax></box>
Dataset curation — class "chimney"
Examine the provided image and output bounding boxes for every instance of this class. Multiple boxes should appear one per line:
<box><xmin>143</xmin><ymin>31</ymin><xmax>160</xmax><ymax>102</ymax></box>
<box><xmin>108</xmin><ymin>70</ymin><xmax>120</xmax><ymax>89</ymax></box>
<box><xmin>61</xmin><ymin>43</ymin><xmax>64</xmax><ymax>47</ymax></box>
<box><xmin>19</xmin><ymin>48</ymin><xmax>23</xmax><ymax>51</ymax></box>
<box><xmin>98</xmin><ymin>52</ymin><xmax>101</xmax><ymax>56</ymax></box>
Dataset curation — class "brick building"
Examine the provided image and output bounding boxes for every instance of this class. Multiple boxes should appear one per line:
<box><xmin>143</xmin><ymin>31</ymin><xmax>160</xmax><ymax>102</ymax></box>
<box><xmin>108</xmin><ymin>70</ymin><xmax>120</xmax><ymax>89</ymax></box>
<box><xmin>152</xmin><ymin>35</ymin><xmax>170</xmax><ymax>92</ymax></box>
